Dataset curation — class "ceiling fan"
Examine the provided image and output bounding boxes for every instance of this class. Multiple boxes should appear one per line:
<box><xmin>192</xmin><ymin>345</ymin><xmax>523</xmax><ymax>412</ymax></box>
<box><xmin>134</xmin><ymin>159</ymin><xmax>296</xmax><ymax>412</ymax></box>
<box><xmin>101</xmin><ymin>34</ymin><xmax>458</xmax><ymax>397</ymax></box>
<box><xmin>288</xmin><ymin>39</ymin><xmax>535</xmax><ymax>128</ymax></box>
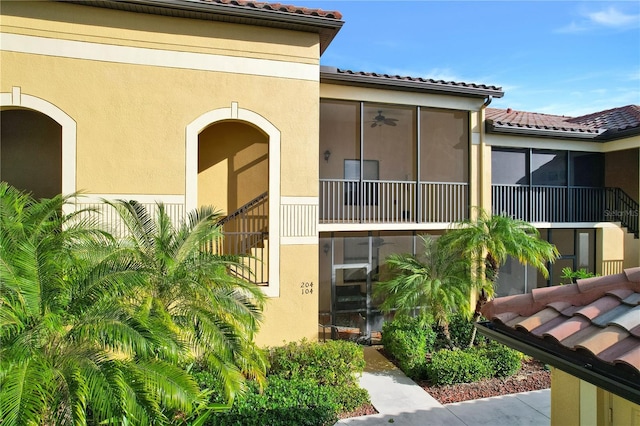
<box><xmin>370</xmin><ymin>111</ymin><xmax>398</xmax><ymax>127</ymax></box>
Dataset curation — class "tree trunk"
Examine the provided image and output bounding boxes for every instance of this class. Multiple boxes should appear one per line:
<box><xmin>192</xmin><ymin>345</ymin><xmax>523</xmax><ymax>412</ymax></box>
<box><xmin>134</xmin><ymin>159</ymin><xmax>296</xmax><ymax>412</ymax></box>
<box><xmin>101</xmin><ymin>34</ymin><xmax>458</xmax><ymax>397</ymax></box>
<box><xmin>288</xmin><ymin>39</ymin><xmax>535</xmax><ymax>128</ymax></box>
<box><xmin>442</xmin><ymin>321</ymin><xmax>455</xmax><ymax>350</ymax></box>
<box><xmin>468</xmin><ymin>288</ymin><xmax>489</xmax><ymax>348</ymax></box>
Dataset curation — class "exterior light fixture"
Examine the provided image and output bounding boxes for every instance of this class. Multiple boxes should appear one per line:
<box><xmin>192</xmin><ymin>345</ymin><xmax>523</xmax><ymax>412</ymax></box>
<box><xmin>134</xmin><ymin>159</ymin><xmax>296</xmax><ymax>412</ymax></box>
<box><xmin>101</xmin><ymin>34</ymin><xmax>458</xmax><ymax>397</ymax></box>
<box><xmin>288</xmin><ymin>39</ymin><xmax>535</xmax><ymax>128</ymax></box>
<box><xmin>323</xmin><ymin>243</ymin><xmax>330</xmax><ymax>255</ymax></box>
<box><xmin>324</xmin><ymin>150</ymin><xmax>331</xmax><ymax>162</ymax></box>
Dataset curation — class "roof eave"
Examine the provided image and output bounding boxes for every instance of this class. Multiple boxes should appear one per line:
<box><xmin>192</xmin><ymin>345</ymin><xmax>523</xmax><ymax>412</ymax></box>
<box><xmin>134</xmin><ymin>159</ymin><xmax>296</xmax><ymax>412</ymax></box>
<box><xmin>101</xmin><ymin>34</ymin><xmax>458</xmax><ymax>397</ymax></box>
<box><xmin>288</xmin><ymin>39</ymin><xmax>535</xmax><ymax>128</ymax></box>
<box><xmin>486</xmin><ymin>122</ymin><xmax>603</xmax><ymax>141</ymax></box>
<box><xmin>476</xmin><ymin>321</ymin><xmax>640</xmax><ymax>405</ymax></box>
<box><xmin>320</xmin><ymin>68</ymin><xmax>504</xmax><ymax>99</ymax></box>
<box><xmin>58</xmin><ymin>0</ymin><xmax>344</xmax><ymax>54</ymax></box>
<box><xmin>597</xmin><ymin>126</ymin><xmax>640</xmax><ymax>142</ymax></box>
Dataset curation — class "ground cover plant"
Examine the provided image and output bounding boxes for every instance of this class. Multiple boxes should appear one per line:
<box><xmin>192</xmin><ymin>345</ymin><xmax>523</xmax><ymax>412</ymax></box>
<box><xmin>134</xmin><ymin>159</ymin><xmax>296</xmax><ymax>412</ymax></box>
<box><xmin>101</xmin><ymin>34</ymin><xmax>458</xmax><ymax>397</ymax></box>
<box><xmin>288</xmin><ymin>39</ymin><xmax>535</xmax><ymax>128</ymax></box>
<box><xmin>381</xmin><ymin>314</ymin><xmax>519</xmax><ymax>383</ymax></box>
<box><xmin>195</xmin><ymin>339</ymin><xmax>371</xmax><ymax>426</ymax></box>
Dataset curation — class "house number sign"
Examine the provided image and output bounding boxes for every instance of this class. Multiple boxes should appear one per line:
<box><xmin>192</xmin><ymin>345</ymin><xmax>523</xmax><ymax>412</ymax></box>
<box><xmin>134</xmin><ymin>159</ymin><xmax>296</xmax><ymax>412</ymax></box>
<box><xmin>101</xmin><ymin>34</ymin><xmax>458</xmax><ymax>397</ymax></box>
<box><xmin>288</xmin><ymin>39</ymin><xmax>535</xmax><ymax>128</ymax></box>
<box><xmin>301</xmin><ymin>282</ymin><xmax>314</xmax><ymax>295</ymax></box>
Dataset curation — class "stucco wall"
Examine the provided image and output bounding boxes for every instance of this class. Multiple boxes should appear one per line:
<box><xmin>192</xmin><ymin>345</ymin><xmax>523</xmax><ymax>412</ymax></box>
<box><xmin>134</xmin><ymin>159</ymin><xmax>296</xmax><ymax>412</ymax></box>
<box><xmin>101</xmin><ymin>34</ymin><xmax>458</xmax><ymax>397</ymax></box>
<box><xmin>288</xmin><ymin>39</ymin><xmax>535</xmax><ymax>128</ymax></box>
<box><xmin>551</xmin><ymin>368</ymin><xmax>640</xmax><ymax>426</ymax></box>
<box><xmin>1</xmin><ymin>1</ymin><xmax>322</xmax><ymax>344</ymax></box>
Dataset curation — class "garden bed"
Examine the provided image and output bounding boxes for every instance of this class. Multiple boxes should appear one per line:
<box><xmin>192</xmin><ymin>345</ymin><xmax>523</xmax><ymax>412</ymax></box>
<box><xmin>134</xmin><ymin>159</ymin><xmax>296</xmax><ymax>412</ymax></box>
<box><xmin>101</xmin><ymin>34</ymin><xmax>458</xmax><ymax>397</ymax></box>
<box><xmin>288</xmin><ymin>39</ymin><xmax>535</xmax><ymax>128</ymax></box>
<box><xmin>417</xmin><ymin>358</ymin><xmax>550</xmax><ymax>404</ymax></box>
<box><xmin>378</xmin><ymin>347</ymin><xmax>550</xmax><ymax>404</ymax></box>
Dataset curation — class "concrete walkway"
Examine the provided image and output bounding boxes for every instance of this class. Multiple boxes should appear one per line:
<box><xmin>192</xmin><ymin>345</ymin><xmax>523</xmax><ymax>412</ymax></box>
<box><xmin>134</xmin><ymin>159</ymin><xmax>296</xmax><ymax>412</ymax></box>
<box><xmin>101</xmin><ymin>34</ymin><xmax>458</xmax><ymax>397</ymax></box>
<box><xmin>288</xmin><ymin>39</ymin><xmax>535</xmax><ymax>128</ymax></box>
<box><xmin>336</xmin><ymin>347</ymin><xmax>550</xmax><ymax>426</ymax></box>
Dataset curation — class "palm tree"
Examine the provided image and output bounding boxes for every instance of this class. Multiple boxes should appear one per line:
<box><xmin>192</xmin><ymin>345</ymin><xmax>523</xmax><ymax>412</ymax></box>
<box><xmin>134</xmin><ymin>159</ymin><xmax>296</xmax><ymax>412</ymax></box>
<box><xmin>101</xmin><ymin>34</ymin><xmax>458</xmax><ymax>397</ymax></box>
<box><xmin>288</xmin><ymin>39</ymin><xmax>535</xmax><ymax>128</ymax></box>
<box><xmin>439</xmin><ymin>208</ymin><xmax>560</xmax><ymax>345</ymax></box>
<box><xmin>107</xmin><ymin>200</ymin><xmax>268</xmax><ymax>404</ymax></box>
<box><xmin>374</xmin><ymin>235</ymin><xmax>473</xmax><ymax>349</ymax></box>
<box><xmin>0</xmin><ymin>183</ymin><xmax>200</xmax><ymax>425</ymax></box>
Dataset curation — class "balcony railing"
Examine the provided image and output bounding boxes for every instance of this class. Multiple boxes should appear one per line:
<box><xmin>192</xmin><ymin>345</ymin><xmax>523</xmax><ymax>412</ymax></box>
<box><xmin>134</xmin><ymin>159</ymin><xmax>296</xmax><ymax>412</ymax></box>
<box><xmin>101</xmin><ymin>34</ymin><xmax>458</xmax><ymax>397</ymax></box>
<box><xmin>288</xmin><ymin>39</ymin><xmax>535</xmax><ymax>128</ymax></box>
<box><xmin>319</xmin><ymin>179</ymin><xmax>468</xmax><ymax>224</ymax></box>
<box><xmin>492</xmin><ymin>185</ymin><xmax>639</xmax><ymax>237</ymax></box>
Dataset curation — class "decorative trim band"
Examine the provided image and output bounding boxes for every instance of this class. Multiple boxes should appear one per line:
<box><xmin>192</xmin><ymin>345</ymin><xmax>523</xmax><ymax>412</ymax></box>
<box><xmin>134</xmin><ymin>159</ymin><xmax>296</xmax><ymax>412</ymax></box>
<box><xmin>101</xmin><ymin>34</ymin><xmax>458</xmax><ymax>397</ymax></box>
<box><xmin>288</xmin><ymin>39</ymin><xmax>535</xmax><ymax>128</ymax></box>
<box><xmin>1</xmin><ymin>33</ymin><xmax>319</xmax><ymax>81</ymax></box>
<box><xmin>77</xmin><ymin>194</ymin><xmax>185</xmax><ymax>204</ymax></box>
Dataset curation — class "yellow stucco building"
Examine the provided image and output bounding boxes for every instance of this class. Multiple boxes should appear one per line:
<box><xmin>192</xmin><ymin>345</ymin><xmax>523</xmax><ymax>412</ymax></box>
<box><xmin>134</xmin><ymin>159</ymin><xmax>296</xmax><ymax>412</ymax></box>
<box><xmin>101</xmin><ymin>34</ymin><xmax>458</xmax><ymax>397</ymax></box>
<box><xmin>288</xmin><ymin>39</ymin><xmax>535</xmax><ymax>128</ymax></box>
<box><xmin>1</xmin><ymin>1</ymin><xmax>639</xmax><ymax>422</ymax></box>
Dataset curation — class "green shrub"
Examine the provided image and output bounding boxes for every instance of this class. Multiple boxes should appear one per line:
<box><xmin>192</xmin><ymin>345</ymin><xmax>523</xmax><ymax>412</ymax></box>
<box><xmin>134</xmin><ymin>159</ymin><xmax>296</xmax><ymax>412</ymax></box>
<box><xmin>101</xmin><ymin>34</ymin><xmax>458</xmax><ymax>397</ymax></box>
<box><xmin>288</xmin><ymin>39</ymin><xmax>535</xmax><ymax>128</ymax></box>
<box><xmin>327</xmin><ymin>383</ymin><xmax>371</xmax><ymax>413</ymax></box>
<box><xmin>426</xmin><ymin>348</ymin><xmax>491</xmax><ymax>385</ymax></box>
<box><xmin>382</xmin><ymin>315</ymin><xmax>436</xmax><ymax>377</ymax></box>
<box><xmin>446</xmin><ymin>313</ymin><xmax>487</xmax><ymax>348</ymax></box>
<box><xmin>188</xmin><ymin>340</ymin><xmax>371</xmax><ymax>425</ymax></box>
<box><xmin>206</xmin><ymin>377</ymin><xmax>339</xmax><ymax>426</ymax></box>
<box><xmin>268</xmin><ymin>339</ymin><xmax>365</xmax><ymax>387</ymax></box>
<box><xmin>479</xmin><ymin>342</ymin><xmax>522</xmax><ymax>378</ymax></box>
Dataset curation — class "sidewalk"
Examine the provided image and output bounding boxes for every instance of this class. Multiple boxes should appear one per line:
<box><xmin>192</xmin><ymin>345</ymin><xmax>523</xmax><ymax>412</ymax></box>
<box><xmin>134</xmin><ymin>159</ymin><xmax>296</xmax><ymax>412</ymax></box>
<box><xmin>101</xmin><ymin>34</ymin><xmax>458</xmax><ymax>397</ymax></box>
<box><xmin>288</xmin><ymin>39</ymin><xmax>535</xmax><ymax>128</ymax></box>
<box><xmin>336</xmin><ymin>347</ymin><xmax>550</xmax><ymax>426</ymax></box>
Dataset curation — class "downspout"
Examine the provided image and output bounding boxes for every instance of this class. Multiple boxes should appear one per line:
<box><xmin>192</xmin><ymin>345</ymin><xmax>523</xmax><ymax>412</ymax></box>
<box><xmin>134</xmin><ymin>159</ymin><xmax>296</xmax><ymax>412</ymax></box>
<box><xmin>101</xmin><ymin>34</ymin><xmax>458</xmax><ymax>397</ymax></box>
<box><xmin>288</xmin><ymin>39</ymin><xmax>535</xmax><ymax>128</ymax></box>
<box><xmin>479</xmin><ymin>95</ymin><xmax>492</xmax><ymax>212</ymax></box>
<box><xmin>470</xmin><ymin>95</ymin><xmax>494</xmax><ymax>330</ymax></box>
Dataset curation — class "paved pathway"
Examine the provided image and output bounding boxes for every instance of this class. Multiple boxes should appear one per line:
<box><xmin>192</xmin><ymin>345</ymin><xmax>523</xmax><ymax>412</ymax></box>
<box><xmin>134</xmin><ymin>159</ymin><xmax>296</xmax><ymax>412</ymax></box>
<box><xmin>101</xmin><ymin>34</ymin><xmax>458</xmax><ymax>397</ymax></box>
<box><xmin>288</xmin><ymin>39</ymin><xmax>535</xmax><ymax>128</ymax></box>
<box><xmin>336</xmin><ymin>347</ymin><xmax>550</xmax><ymax>426</ymax></box>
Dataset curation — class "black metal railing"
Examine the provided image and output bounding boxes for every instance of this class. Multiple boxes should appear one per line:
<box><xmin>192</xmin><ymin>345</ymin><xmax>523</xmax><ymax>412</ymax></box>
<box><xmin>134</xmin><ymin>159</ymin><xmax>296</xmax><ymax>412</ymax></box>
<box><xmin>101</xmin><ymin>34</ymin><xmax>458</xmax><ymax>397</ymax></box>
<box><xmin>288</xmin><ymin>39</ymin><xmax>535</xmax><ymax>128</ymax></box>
<box><xmin>211</xmin><ymin>192</ymin><xmax>269</xmax><ymax>285</ymax></box>
<box><xmin>319</xmin><ymin>179</ymin><xmax>468</xmax><ymax>224</ymax></box>
<box><xmin>605</xmin><ymin>187</ymin><xmax>639</xmax><ymax>238</ymax></box>
<box><xmin>492</xmin><ymin>185</ymin><xmax>638</xmax><ymax>237</ymax></box>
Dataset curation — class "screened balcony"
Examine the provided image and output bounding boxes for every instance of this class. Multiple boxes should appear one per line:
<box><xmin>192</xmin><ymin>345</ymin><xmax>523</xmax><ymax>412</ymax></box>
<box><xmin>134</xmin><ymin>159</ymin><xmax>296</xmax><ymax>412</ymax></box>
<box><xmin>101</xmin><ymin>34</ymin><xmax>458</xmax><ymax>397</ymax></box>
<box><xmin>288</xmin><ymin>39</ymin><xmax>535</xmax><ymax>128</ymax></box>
<box><xmin>320</xmin><ymin>100</ymin><xmax>469</xmax><ymax>224</ymax></box>
<box><xmin>491</xmin><ymin>148</ymin><xmax>639</xmax><ymax>237</ymax></box>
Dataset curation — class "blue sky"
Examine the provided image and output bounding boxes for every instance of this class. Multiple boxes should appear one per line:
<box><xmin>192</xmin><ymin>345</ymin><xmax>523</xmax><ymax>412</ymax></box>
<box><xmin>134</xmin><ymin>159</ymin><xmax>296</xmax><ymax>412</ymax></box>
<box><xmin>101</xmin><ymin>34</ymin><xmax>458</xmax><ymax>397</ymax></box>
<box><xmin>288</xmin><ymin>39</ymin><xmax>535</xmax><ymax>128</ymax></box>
<box><xmin>309</xmin><ymin>1</ymin><xmax>640</xmax><ymax>117</ymax></box>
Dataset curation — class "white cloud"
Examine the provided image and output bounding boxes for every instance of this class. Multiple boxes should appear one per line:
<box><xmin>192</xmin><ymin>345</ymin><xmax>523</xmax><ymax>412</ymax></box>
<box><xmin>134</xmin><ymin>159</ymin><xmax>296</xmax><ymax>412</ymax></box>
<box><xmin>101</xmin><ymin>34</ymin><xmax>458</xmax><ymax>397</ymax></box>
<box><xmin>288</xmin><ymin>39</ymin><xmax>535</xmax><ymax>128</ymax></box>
<box><xmin>556</xmin><ymin>6</ymin><xmax>639</xmax><ymax>33</ymax></box>
<box><xmin>628</xmin><ymin>71</ymin><xmax>640</xmax><ymax>81</ymax></box>
<box><xmin>588</xmin><ymin>7</ymin><xmax>639</xmax><ymax>27</ymax></box>
<box><xmin>556</xmin><ymin>21</ymin><xmax>588</xmax><ymax>34</ymax></box>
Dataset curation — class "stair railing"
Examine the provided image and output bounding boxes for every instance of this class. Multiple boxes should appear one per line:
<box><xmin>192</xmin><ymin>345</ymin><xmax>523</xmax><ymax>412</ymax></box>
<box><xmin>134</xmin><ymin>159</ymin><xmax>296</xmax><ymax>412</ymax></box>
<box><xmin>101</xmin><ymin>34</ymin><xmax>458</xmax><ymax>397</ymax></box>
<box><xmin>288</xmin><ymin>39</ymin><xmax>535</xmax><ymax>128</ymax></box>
<box><xmin>211</xmin><ymin>192</ymin><xmax>269</xmax><ymax>284</ymax></box>
<box><xmin>605</xmin><ymin>188</ymin><xmax>639</xmax><ymax>238</ymax></box>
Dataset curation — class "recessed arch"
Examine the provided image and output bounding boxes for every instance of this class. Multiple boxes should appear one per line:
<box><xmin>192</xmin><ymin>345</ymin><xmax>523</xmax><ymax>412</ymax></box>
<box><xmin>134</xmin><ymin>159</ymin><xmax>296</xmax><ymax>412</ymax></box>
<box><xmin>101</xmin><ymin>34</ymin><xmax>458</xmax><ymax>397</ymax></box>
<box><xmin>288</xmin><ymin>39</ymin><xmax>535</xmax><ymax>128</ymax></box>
<box><xmin>185</xmin><ymin>103</ymin><xmax>280</xmax><ymax>297</ymax></box>
<box><xmin>1</xmin><ymin>88</ymin><xmax>77</xmax><ymax>199</ymax></box>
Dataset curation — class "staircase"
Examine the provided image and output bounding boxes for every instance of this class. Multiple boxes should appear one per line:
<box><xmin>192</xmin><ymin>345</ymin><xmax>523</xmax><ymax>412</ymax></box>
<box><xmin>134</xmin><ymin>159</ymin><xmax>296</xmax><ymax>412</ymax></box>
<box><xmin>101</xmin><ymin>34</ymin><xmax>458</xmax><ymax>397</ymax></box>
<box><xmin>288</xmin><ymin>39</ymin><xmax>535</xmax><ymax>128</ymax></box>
<box><xmin>606</xmin><ymin>188</ymin><xmax>639</xmax><ymax>239</ymax></box>
<box><xmin>213</xmin><ymin>192</ymin><xmax>269</xmax><ymax>285</ymax></box>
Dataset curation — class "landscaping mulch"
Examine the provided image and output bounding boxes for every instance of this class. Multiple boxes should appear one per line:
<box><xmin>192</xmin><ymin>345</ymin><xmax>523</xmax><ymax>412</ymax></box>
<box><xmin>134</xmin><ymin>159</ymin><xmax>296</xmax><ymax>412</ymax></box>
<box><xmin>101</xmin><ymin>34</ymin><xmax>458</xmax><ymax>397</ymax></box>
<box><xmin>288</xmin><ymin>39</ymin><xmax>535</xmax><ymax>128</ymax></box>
<box><xmin>416</xmin><ymin>358</ymin><xmax>551</xmax><ymax>404</ymax></box>
<box><xmin>338</xmin><ymin>403</ymin><xmax>378</xmax><ymax>419</ymax></box>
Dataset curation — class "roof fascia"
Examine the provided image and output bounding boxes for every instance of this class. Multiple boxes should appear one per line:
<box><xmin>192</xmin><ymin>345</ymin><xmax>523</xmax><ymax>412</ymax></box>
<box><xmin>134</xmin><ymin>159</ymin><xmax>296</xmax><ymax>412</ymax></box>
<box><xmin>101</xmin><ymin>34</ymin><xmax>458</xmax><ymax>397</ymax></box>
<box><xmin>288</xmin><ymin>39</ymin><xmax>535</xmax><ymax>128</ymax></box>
<box><xmin>320</xmin><ymin>68</ymin><xmax>504</xmax><ymax>99</ymax></box>
<box><xmin>59</xmin><ymin>0</ymin><xmax>344</xmax><ymax>53</ymax></box>
<box><xmin>487</xmin><ymin>122</ymin><xmax>640</xmax><ymax>142</ymax></box>
<box><xmin>597</xmin><ymin>127</ymin><xmax>640</xmax><ymax>142</ymax></box>
<box><xmin>476</xmin><ymin>321</ymin><xmax>640</xmax><ymax>405</ymax></box>
<box><xmin>486</xmin><ymin>123</ymin><xmax>603</xmax><ymax>141</ymax></box>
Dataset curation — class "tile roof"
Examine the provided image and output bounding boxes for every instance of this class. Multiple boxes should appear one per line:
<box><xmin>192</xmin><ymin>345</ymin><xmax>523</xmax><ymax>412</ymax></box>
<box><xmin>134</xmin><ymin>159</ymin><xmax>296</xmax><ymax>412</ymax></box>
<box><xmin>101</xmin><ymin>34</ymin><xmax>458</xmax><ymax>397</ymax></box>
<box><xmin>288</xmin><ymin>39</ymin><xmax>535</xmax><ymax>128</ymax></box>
<box><xmin>480</xmin><ymin>267</ymin><xmax>640</xmax><ymax>402</ymax></box>
<box><xmin>486</xmin><ymin>105</ymin><xmax>640</xmax><ymax>141</ymax></box>
<box><xmin>320</xmin><ymin>67</ymin><xmax>504</xmax><ymax>98</ymax></box>
<box><xmin>190</xmin><ymin>0</ymin><xmax>342</xmax><ymax>19</ymax></box>
<box><xmin>72</xmin><ymin>0</ymin><xmax>343</xmax><ymax>53</ymax></box>
<box><xmin>569</xmin><ymin>104</ymin><xmax>640</xmax><ymax>133</ymax></box>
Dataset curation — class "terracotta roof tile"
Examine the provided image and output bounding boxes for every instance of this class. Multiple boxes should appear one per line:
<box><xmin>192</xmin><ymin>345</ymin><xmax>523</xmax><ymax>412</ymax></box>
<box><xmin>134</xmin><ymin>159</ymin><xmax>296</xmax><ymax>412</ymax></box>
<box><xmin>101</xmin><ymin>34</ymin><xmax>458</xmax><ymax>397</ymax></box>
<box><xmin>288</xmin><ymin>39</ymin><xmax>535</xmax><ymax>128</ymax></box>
<box><xmin>626</xmin><ymin>267</ymin><xmax>640</xmax><ymax>282</ymax></box>
<box><xmin>530</xmin><ymin>315</ymin><xmax>567</xmax><ymax>337</ymax></box>
<box><xmin>576</xmin><ymin>326</ymin><xmax>629</xmax><ymax>356</ymax></box>
<box><xmin>542</xmin><ymin>316</ymin><xmax>591</xmax><ymax>342</ymax></box>
<box><xmin>546</xmin><ymin>301</ymin><xmax>573</xmax><ymax>313</ymax></box>
<box><xmin>505</xmin><ymin>315</ymin><xmax>528</xmax><ymax>328</ymax></box>
<box><xmin>615</xmin><ymin>345</ymin><xmax>640</xmax><ymax>370</ymax></box>
<box><xmin>610</xmin><ymin>307</ymin><xmax>640</xmax><ymax>332</ymax></box>
<box><xmin>485</xmin><ymin>105</ymin><xmax>640</xmax><ymax>140</ymax></box>
<box><xmin>321</xmin><ymin>68</ymin><xmax>504</xmax><ymax>97</ymax></box>
<box><xmin>481</xmin><ymin>266</ymin><xmax>640</xmax><ymax>376</ymax></box>
<box><xmin>569</xmin><ymin>105</ymin><xmax>640</xmax><ymax>132</ymax></box>
<box><xmin>486</xmin><ymin>108</ymin><xmax>599</xmax><ymax>133</ymax></box>
<box><xmin>574</xmin><ymin>296</ymin><xmax>621</xmax><ymax>320</ymax></box>
<box><xmin>592</xmin><ymin>305</ymin><xmax>633</xmax><ymax>328</ymax></box>
<box><xmin>515</xmin><ymin>307</ymin><xmax>560</xmax><ymax>332</ymax></box>
<box><xmin>599</xmin><ymin>337</ymin><xmax>638</xmax><ymax>363</ymax></box>
<box><xmin>624</xmin><ymin>293</ymin><xmax>640</xmax><ymax>305</ymax></box>
<box><xmin>193</xmin><ymin>0</ymin><xmax>342</xmax><ymax>19</ymax></box>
